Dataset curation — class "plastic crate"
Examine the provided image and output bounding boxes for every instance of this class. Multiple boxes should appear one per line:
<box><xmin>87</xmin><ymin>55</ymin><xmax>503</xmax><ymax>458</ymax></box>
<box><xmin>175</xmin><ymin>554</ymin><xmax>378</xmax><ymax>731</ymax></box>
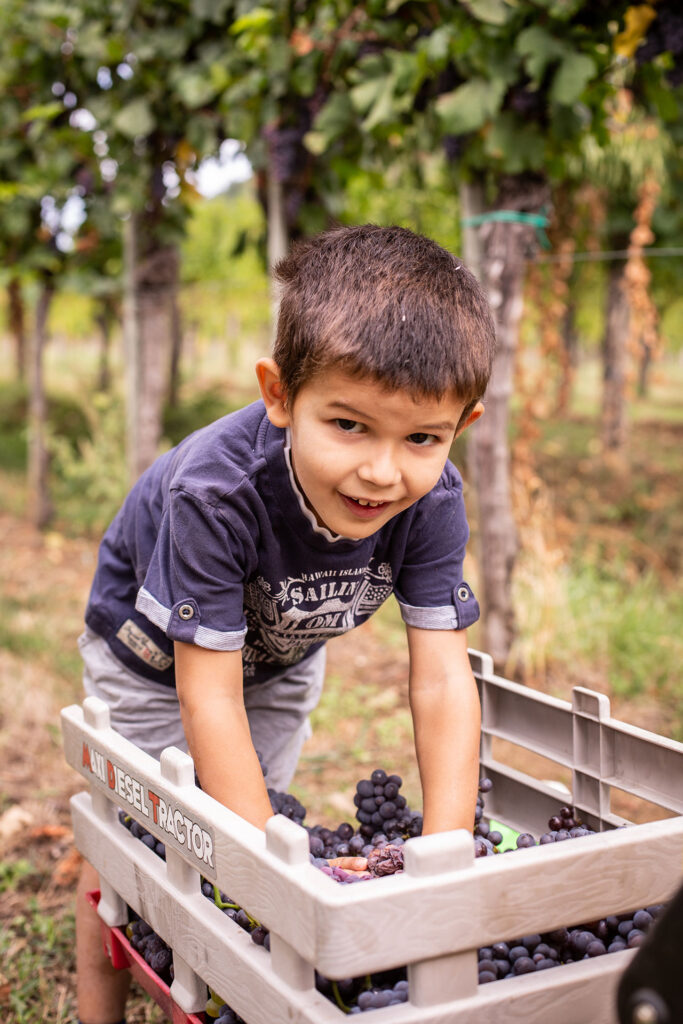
<box><xmin>85</xmin><ymin>889</ymin><xmax>205</xmax><ymax>1024</ymax></box>
<box><xmin>61</xmin><ymin>649</ymin><xmax>683</xmax><ymax>1024</ymax></box>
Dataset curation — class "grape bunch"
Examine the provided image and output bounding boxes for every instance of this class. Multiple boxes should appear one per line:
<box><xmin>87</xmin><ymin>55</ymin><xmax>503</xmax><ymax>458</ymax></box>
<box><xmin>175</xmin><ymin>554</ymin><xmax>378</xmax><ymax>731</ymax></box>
<box><xmin>315</xmin><ymin>968</ymin><xmax>410</xmax><ymax>1014</ymax></box>
<box><xmin>118</xmin><ymin>809</ymin><xmax>166</xmax><ymax>859</ymax></box>
<box><xmin>126</xmin><ymin>916</ymin><xmax>173</xmax><ymax>983</ymax></box>
<box><xmin>307</xmin><ymin>819</ymin><xmax>363</xmax><ymax>859</ymax></box>
<box><xmin>634</xmin><ymin>1</ymin><xmax>683</xmax><ymax>85</ymax></box>
<box><xmin>476</xmin><ymin>904</ymin><xmax>665</xmax><ymax>984</ymax></box>
<box><xmin>353</xmin><ymin>768</ymin><xmax>423</xmax><ymax>846</ymax></box>
<box><xmin>473</xmin><ymin>778</ymin><xmax>503</xmax><ymax>857</ymax></box>
<box><xmin>267</xmin><ymin>789</ymin><xmax>306</xmax><ymax>825</ymax></box>
<box><xmin>200</xmin><ymin>879</ymin><xmax>271</xmax><ymax>950</ymax></box>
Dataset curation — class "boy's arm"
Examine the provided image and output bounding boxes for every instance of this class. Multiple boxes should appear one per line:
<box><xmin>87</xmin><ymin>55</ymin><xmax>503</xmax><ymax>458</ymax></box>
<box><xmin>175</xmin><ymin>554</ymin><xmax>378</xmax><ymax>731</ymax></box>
<box><xmin>406</xmin><ymin>625</ymin><xmax>481</xmax><ymax>835</ymax></box>
<box><xmin>174</xmin><ymin>641</ymin><xmax>274</xmax><ymax>831</ymax></box>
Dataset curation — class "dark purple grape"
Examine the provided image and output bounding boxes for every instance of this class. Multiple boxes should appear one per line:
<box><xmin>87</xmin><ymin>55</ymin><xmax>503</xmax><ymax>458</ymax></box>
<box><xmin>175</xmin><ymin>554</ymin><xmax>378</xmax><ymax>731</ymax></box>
<box><xmin>512</xmin><ymin>956</ymin><xmax>536</xmax><ymax>975</ymax></box>
<box><xmin>479</xmin><ymin>778</ymin><xmax>493</xmax><ymax>793</ymax></box>
<box><xmin>633</xmin><ymin>909</ymin><xmax>653</xmax><ymax>931</ymax></box>
<box><xmin>371</xmin><ymin>769</ymin><xmax>387</xmax><ymax>785</ymax></box>
<box><xmin>251</xmin><ymin>925</ymin><xmax>268</xmax><ymax>946</ymax></box>
<box><xmin>586</xmin><ymin>939</ymin><xmax>607</xmax><ymax>956</ymax></box>
<box><xmin>149</xmin><ymin>947</ymin><xmax>172</xmax><ymax>974</ymax></box>
<box><xmin>478</xmin><ymin>959</ymin><xmax>497</xmax><ymax>978</ymax></box>
<box><xmin>509</xmin><ymin>945</ymin><xmax>529</xmax><ymax>962</ymax></box>
<box><xmin>516</xmin><ymin>833</ymin><xmax>536</xmax><ymax>848</ymax></box>
<box><xmin>309</xmin><ymin>835</ymin><xmax>325</xmax><ymax>857</ymax></box>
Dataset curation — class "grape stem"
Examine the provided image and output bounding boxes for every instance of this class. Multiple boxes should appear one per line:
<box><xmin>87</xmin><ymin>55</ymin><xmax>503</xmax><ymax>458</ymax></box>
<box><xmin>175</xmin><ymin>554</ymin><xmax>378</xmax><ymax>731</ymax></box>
<box><xmin>331</xmin><ymin>980</ymin><xmax>353</xmax><ymax>1014</ymax></box>
<box><xmin>212</xmin><ymin>885</ymin><xmax>240</xmax><ymax>911</ymax></box>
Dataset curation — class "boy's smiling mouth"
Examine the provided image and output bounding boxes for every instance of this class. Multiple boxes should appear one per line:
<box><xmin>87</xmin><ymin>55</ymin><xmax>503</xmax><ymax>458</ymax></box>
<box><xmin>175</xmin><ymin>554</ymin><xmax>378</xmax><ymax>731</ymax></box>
<box><xmin>339</xmin><ymin>493</ymin><xmax>391</xmax><ymax>517</ymax></box>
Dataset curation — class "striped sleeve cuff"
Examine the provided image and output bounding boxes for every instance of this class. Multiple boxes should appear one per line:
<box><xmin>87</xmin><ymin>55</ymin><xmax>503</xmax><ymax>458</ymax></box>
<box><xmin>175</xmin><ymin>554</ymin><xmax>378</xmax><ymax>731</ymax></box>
<box><xmin>136</xmin><ymin>587</ymin><xmax>247</xmax><ymax>651</ymax></box>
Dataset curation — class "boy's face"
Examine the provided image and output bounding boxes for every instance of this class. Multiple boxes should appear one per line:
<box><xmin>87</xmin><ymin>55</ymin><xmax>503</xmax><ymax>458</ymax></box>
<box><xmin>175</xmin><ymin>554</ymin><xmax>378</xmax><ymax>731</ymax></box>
<box><xmin>257</xmin><ymin>361</ymin><xmax>482</xmax><ymax>541</ymax></box>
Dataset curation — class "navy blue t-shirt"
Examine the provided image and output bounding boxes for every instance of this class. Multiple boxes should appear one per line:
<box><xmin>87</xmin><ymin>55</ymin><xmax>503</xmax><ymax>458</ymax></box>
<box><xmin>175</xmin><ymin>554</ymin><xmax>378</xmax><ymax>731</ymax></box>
<box><xmin>85</xmin><ymin>401</ymin><xmax>479</xmax><ymax>687</ymax></box>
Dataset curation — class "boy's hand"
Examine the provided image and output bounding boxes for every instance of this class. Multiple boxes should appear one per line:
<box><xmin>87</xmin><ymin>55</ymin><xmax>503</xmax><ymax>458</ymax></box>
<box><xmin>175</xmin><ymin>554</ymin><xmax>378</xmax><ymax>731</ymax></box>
<box><xmin>327</xmin><ymin>856</ymin><xmax>370</xmax><ymax>877</ymax></box>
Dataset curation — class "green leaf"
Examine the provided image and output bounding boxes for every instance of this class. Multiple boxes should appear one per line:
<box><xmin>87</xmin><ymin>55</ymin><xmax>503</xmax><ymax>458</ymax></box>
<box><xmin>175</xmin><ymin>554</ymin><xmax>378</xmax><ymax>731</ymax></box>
<box><xmin>350</xmin><ymin>77</ymin><xmax>387</xmax><ymax>116</ymax></box>
<box><xmin>312</xmin><ymin>91</ymin><xmax>354</xmax><ymax>143</ymax></box>
<box><xmin>467</xmin><ymin>0</ymin><xmax>513</xmax><ymax>26</ymax></box>
<box><xmin>20</xmin><ymin>102</ymin><xmax>64</xmax><ymax>124</ymax></box>
<box><xmin>516</xmin><ymin>26</ymin><xmax>566</xmax><ymax>83</ymax></box>
<box><xmin>113</xmin><ymin>98</ymin><xmax>155</xmax><ymax>138</ymax></box>
<box><xmin>172</xmin><ymin>69</ymin><xmax>221</xmax><ymax>108</ymax></box>
<box><xmin>435</xmin><ymin>77</ymin><xmax>507</xmax><ymax>135</ymax></box>
<box><xmin>485</xmin><ymin>112</ymin><xmax>546</xmax><ymax>172</ymax></box>
<box><xmin>550</xmin><ymin>53</ymin><xmax>596</xmax><ymax>105</ymax></box>
<box><xmin>229</xmin><ymin>8</ymin><xmax>274</xmax><ymax>35</ymax></box>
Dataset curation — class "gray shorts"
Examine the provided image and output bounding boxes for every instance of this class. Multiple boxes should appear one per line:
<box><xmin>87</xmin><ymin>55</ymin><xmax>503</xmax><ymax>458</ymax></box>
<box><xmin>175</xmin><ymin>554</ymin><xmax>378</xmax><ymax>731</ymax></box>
<box><xmin>78</xmin><ymin>628</ymin><xmax>326</xmax><ymax>792</ymax></box>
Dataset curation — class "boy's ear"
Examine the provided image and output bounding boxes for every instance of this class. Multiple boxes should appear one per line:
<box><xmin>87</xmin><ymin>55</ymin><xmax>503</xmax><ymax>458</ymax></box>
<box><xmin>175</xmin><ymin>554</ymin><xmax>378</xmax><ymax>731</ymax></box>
<box><xmin>455</xmin><ymin>400</ymin><xmax>484</xmax><ymax>438</ymax></box>
<box><xmin>255</xmin><ymin>358</ymin><xmax>290</xmax><ymax>428</ymax></box>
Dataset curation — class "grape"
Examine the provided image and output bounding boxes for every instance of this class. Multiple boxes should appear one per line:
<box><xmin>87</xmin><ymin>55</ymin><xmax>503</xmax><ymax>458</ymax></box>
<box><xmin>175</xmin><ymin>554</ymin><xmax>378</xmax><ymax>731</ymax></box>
<box><xmin>367</xmin><ymin>845</ymin><xmax>404</xmax><ymax>877</ymax></box>
<box><xmin>516</xmin><ymin>833</ymin><xmax>536</xmax><ymax>848</ymax></box>
<box><xmin>478</xmin><ymin>958</ymin><xmax>497</xmax><ymax>977</ymax></box>
<box><xmin>633</xmin><ymin>909</ymin><xmax>653</xmax><ymax>930</ymax></box>
<box><xmin>478</xmin><ymin>969</ymin><xmax>497</xmax><ymax>983</ymax></box>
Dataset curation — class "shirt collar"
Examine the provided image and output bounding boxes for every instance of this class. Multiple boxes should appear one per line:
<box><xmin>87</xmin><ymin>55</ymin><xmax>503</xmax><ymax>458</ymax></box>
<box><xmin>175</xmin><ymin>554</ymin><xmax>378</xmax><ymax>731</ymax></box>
<box><xmin>283</xmin><ymin>427</ymin><xmax>345</xmax><ymax>544</ymax></box>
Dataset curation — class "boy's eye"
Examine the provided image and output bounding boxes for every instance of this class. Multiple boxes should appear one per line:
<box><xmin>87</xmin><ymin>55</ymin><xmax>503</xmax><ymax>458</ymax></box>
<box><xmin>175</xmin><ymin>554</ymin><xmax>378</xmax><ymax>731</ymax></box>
<box><xmin>407</xmin><ymin>432</ymin><xmax>437</xmax><ymax>446</ymax></box>
<box><xmin>335</xmin><ymin>419</ymin><xmax>364</xmax><ymax>433</ymax></box>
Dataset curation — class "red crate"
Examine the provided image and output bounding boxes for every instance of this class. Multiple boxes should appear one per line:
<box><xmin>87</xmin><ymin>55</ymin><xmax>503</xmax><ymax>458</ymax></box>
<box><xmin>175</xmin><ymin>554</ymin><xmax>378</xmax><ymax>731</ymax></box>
<box><xmin>86</xmin><ymin>890</ymin><xmax>206</xmax><ymax>1024</ymax></box>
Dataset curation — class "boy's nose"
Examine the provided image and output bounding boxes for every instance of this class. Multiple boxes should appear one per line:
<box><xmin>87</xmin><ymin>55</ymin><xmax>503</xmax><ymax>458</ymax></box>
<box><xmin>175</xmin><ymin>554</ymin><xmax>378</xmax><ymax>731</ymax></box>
<box><xmin>357</xmin><ymin>446</ymin><xmax>402</xmax><ymax>488</ymax></box>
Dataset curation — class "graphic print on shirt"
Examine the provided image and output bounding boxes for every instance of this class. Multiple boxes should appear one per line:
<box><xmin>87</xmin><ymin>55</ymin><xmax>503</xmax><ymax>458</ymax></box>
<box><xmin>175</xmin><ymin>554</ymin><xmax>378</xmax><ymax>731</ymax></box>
<box><xmin>242</xmin><ymin>559</ymin><xmax>392</xmax><ymax>675</ymax></box>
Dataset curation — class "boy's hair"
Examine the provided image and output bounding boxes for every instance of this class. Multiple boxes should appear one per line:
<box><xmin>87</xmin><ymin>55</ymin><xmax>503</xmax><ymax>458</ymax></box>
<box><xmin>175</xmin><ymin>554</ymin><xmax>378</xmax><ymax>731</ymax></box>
<box><xmin>273</xmin><ymin>224</ymin><xmax>496</xmax><ymax>424</ymax></box>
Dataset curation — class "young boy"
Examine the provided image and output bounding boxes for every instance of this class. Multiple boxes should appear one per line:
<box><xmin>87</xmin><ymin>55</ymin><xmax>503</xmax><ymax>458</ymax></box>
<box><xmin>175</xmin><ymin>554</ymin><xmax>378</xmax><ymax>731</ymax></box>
<box><xmin>75</xmin><ymin>224</ymin><xmax>496</xmax><ymax>1024</ymax></box>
